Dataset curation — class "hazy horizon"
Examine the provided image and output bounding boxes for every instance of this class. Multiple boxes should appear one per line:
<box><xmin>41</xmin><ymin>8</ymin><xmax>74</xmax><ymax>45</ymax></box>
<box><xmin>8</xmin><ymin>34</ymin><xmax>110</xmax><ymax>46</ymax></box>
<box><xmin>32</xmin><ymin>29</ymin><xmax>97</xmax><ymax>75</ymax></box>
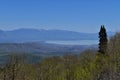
<box><xmin>0</xmin><ymin>28</ymin><xmax>116</xmax><ymax>33</ymax></box>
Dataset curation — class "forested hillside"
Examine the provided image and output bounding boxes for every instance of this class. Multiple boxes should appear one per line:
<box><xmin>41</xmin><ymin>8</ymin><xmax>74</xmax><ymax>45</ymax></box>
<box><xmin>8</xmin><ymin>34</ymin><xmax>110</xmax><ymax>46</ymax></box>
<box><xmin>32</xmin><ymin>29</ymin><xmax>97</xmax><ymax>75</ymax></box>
<box><xmin>0</xmin><ymin>42</ymin><xmax>96</xmax><ymax>54</ymax></box>
<box><xmin>0</xmin><ymin>31</ymin><xmax>119</xmax><ymax>80</ymax></box>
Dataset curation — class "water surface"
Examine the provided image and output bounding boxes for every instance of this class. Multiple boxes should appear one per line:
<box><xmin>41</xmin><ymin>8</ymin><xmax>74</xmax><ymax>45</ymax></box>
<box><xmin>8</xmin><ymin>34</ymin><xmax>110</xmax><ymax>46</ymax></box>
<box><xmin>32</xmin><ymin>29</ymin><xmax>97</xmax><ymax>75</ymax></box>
<box><xmin>46</xmin><ymin>40</ymin><xmax>98</xmax><ymax>45</ymax></box>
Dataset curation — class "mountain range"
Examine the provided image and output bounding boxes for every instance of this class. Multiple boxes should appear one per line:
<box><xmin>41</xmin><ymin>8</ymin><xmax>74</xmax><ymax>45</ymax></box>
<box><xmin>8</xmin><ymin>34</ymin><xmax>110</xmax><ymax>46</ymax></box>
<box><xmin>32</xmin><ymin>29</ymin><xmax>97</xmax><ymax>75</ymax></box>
<box><xmin>0</xmin><ymin>28</ymin><xmax>113</xmax><ymax>63</ymax></box>
<box><xmin>0</xmin><ymin>28</ymin><xmax>115</xmax><ymax>43</ymax></box>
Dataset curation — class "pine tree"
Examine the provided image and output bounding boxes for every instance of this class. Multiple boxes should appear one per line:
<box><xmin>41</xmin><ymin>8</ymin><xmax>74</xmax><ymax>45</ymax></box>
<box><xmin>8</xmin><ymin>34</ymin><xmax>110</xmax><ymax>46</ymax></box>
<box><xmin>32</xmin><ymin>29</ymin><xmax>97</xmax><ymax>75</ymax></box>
<box><xmin>98</xmin><ymin>25</ymin><xmax>108</xmax><ymax>54</ymax></box>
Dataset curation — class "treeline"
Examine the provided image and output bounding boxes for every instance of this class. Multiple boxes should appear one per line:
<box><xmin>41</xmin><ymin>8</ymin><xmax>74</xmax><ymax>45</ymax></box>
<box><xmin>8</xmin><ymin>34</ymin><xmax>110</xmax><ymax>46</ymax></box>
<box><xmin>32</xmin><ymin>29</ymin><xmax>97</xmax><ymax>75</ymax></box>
<box><xmin>0</xmin><ymin>27</ymin><xmax>120</xmax><ymax>80</ymax></box>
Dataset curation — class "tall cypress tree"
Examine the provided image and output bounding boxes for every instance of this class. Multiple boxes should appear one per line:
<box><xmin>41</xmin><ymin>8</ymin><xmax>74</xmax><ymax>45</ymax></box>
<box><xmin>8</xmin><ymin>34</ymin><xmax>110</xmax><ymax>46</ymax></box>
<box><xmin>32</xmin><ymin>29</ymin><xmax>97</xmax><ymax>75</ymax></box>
<box><xmin>98</xmin><ymin>25</ymin><xmax>108</xmax><ymax>54</ymax></box>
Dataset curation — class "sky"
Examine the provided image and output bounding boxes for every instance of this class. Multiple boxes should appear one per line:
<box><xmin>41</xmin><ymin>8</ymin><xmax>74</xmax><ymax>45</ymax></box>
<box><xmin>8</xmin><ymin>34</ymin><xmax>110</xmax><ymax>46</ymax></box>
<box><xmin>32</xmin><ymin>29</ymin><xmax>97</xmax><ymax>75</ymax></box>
<box><xmin>0</xmin><ymin>0</ymin><xmax>120</xmax><ymax>33</ymax></box>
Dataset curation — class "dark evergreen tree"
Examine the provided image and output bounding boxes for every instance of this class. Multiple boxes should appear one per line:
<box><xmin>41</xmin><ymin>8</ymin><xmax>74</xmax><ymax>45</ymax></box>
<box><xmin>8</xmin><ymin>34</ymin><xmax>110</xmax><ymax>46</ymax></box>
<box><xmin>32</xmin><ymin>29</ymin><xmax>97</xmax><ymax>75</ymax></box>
<box><xmin>98</xmin><ymin>25</ymin><xmax>108</xmax><ymax>54</ymax></box>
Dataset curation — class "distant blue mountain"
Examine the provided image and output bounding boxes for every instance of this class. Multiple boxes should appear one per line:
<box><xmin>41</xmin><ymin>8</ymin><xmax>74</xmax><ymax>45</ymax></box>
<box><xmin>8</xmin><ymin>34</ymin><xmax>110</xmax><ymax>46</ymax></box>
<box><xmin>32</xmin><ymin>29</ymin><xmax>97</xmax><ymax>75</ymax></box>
<box><xmin>0</xmin><ymin>28</ymin><xmax>115</xmax><ymax>43</ymax></box>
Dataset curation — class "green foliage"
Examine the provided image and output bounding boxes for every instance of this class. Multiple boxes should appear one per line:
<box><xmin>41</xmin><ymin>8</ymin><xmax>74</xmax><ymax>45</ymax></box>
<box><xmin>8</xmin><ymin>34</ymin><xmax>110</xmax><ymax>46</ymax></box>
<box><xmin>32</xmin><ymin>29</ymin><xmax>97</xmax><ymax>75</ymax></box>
<box><xmin>0</xmin><ymin>32</ymin><xmax>120</xmax><ymax>80</ymax></box>
<box><xmin>98</xmin><ymin>25</ymin><xmax>108</xmax><ymax>54</ymax></box>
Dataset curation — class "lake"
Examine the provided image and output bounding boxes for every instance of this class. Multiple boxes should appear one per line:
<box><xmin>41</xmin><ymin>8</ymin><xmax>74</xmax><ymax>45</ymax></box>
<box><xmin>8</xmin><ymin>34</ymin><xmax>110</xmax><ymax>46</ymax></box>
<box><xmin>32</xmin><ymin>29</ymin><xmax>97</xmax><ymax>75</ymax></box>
<box><xmin>46</xmin><ymin>40</ymin><xmax>98</xmax><ymax>45</ymax></box>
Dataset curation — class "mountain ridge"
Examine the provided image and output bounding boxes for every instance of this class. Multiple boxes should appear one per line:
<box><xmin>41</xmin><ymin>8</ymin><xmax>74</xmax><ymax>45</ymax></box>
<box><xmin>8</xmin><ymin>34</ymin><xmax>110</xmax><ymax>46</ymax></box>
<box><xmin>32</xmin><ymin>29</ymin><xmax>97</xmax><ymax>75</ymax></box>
<box><xmin>0</xmin><ymin>28</ymin><xmax>115</xmax><ymax>43</ymax></box>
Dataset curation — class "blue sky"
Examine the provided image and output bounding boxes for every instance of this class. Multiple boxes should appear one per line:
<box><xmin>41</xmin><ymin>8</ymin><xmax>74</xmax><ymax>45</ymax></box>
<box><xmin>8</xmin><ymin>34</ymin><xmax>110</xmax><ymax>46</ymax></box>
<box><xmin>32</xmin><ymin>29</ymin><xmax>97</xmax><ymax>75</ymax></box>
<box><xmin>0</xmin><ymin>0</ymin><xmax>120</xmax><ymax>33</ymax></box>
